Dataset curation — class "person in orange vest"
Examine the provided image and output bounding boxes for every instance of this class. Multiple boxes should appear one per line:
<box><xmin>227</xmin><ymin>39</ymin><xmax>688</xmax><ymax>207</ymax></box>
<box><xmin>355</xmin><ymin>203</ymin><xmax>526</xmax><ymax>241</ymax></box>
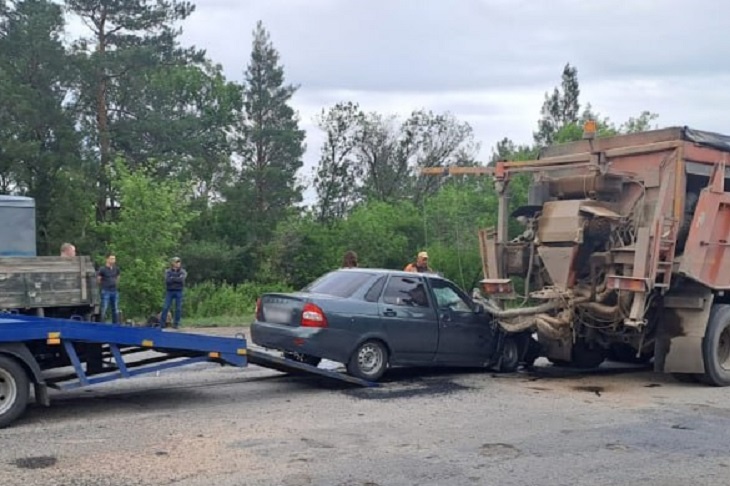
<box><xmin>404</xmin><ymin>251</ymin><xmax>433</xmax><ymax>273</ymax></box>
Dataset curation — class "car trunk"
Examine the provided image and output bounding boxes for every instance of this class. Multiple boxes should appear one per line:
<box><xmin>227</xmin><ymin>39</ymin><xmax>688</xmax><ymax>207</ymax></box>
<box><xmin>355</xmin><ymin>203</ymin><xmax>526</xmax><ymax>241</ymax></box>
<box><xmin>259</xmin><ymin>293</ymin><xmax>306</xmax><ymax>327</ymax></box>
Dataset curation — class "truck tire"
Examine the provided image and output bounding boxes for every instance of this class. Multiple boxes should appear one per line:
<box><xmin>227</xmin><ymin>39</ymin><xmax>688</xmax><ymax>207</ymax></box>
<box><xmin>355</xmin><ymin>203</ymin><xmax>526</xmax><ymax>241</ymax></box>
<box><xmin>0</xmin><ymin>355</ymin><xmax>30</xmax><ymax>429</ymax></box>
<box><xmin>702</xmin><ymin>304</ymin><xmax>730</xmax><ymax>386</ymax></box>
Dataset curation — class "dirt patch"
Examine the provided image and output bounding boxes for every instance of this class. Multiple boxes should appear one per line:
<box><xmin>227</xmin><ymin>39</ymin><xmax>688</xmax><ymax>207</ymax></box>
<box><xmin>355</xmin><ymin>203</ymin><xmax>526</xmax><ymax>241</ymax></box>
<box><xmin>573</xmin><ymin>385</ymin><xmax>605</xmax><ymax>396</ymax></box>
<box><xmin>479</xmin><ymin>443</ymin><xmax>521</xmax><ymax>460</ymax></box>
<box><xmin>12</xmin><ymin>456</ymin><xmax>57</xmax><ymax>470</ymax></box>
<box><xmin>344</xmin><ymin>378</ymin><xmax>472</xmax><ymax>400</ymax></box>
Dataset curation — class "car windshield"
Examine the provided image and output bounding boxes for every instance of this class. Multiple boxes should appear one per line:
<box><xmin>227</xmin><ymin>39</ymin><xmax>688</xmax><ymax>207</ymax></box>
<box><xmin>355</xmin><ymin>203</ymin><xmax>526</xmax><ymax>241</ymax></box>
<box><xmin>302</xmin><ymin>270</ymin><xmax>375</xmax><ymax>298</ymax></box>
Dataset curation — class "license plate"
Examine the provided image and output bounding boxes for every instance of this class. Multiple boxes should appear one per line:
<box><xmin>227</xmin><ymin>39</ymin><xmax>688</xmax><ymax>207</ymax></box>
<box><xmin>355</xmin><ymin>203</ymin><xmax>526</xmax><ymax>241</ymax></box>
<box><xmin>264</xmin><ymin>306</ymin><xmax>291</xmax><ymax>324</ymax></box>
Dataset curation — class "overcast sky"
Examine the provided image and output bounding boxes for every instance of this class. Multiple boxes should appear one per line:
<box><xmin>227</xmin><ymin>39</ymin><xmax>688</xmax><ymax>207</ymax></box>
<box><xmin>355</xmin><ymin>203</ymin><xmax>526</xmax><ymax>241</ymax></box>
<box><xmin>70</xmin><ymin>0</ymin><xmax>730</xmax><ymax>202</ymax></box>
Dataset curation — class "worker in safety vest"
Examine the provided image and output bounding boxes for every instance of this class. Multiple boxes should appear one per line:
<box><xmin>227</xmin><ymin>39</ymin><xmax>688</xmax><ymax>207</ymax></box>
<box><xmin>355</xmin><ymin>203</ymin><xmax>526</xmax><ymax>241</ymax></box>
<box><xmin>404</xmin><ymin>251</ymin><xmax>433</xmax><ymax>273</ymax></box>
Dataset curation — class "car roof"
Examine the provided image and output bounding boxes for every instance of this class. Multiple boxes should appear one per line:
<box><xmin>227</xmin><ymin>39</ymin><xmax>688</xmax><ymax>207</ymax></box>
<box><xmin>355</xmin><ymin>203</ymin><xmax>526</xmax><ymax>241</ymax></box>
<box><xmin>335</xmin><ymin>267</ymin><xmax>447</xmax><ymax>280</ymax></box>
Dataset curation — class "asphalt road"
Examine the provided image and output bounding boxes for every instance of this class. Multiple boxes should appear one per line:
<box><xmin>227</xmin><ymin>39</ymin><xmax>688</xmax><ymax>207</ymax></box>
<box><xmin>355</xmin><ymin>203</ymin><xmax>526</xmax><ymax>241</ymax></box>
<box><xmin>2</xmin><ymin>328</ymin><xmax>730</xmax><ymax>486</ymax></box>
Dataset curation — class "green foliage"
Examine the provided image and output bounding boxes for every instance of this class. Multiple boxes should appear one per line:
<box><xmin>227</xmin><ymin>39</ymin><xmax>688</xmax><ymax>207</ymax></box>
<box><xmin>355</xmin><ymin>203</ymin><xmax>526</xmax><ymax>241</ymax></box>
<box><xmin>313</xmin><ymin>103</ymin><xmax>478</xmax><ymax>222</ymax></box>
<box><xmin>0</xmin><ymin>0</ymin><xmax>88</xmax><ymax>254</ymax></box>
<box><xmin>93</xmin><ymin>162</ymin><xmax>196</xmax><ymax>318</ymax></box>
<box><xmin>184</xmin><ymin>281</ymin><xmax>293</xmax><ymax>319</ymax></box>
<box><xmin>534</xmin><ymin>63</ymin><xmax>581</xmax><ymax>147</ymax></box>
<box><xmin>258</xmin><ymin>214</ymin><xmax>339</xmax><ymax>288</ymax></box>
<box><xmin>339</xmin><ymin>200</ymin><xmax>423</xmax><ymax>270</ymax></box>
<box><xmin>230</xmin><ymin>20</ymin><xmax>306</xmax><ymax>244</ymax></box>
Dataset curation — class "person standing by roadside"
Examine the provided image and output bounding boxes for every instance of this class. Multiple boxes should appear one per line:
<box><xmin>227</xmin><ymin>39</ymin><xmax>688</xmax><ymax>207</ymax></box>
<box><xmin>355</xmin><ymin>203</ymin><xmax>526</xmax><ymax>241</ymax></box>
<box><xmin>97</xmin><ymin>253</ymin><xmax>120</xmax><ymax>324</ymax></box>
<box><xmin>60</xmin><ymin>242</ymin><xmax>76</xmax><ymax>257</ymax></box>
<box><xmin>160</xmin><ymin>257</ymin><xmax>187</xmax><ymax>329</ymax></box>
<box><xmin>342</xmin><ymin>250</ymin><xmax>358</xmax><ymax>268</ymax></box>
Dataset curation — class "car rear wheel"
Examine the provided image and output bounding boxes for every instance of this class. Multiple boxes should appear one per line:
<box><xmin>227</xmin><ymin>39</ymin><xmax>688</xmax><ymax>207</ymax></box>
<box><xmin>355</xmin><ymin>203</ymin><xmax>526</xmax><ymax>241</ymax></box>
<box><xmin>347</xmin><ymin>340</ymin><xmax>388</xmax><ymax>381</ymax></box>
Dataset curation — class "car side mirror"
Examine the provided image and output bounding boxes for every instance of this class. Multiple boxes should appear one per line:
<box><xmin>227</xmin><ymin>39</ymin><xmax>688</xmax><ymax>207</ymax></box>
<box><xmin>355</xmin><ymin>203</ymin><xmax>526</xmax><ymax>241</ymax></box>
<box><xmin>474</xmin><ymin>303</ymin><xmax>485</xmax><ymax>314</ymax></box>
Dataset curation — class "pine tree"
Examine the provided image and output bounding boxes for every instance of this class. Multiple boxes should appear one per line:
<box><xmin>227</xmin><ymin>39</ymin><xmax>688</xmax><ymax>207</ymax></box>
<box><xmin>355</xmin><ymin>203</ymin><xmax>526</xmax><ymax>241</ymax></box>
<box><xmin>66</xmin><ymin>0</ymin><xmax>196</xmax><ymax>221</ymax></box>
<box><xmin>231</xmin><ymin>20</ymin><xmax>305</xmax><ymax>244</ymax></box>
<box><xmin>534</xmin><ymin>63</ymin><xmax>581</xmax><ymax>147</ymax></box>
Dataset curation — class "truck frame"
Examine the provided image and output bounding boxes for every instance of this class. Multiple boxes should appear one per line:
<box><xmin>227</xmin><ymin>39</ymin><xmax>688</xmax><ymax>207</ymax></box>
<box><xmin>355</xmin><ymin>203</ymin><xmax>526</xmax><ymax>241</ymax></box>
<box><xmin>425</xmin><ymin>124</ymin><xmax>730</xmax><ymax>385</ymax></box>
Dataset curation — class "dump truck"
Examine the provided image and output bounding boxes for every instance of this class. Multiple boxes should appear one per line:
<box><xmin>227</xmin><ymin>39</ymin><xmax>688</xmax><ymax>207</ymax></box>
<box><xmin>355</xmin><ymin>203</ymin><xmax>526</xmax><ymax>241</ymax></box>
<box><xmin>425</xmin><ymin>123</ymin><xmax>730</xmax><ymax>386</ymax></box>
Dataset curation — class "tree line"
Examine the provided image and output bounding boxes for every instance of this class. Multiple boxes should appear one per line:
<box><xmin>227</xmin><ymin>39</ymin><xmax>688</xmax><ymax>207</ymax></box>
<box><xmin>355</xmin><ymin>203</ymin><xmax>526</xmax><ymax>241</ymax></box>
<box><xmin>0</xmin><ymin>0</ymin><xmax>659</xmax><ymax>318</ymax></box>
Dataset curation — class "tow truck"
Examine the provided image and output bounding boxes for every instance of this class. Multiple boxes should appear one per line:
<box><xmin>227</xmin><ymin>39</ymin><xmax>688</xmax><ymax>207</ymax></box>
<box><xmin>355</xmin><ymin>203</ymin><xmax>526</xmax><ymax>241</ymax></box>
<box><xmin>0</xmin><ymin>195</ymin><xmax>374</xmax><ymax>428</ymax></box>
<box><xmin>0</xmin><ymin>313</ymin><xmax>375</xmax><ymax>428</ymax></box>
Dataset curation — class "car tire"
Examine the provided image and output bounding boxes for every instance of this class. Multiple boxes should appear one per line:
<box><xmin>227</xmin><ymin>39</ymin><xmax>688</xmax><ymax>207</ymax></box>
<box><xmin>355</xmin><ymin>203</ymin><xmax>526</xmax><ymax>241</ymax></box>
<box><xmin>499</xmin><ymin>337</ymin><xmax>520</xmax><ymax>373</ymax></box>
<box><xmin>702</xmin><ymin>304</ymin><xmax>730</xmax><ymax>386</ymax></box>
<box><xmin>347</xmin><ymin>340</ymin><xmax>388</xmax><ymax>382</ymax></box>
<box><xmin>283</xmin><ymin>352</ymin><xmax>322</xmax><ymax>368</ymax></box>
<box><xmin>0</xmin><ymin>355</ymin><xmax>30</xmax><ymax>429</ymax></box>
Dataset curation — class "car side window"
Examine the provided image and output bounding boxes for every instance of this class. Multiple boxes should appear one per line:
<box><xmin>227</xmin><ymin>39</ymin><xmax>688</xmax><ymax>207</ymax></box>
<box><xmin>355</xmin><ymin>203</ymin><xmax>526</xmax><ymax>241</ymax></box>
<box><xmin>382</xmin><ymin>276</ymin><xmax>430</xmax><ymax>308</ymax></box>
<box><xmin>364</xmin><ymin>276</ymin><xmax>387</xmax><ymax>302</ymax></box>
<box><xmin>429</xmin><ymin>278</ymin><xmax>473</xmax><ymax>312</ymax></box>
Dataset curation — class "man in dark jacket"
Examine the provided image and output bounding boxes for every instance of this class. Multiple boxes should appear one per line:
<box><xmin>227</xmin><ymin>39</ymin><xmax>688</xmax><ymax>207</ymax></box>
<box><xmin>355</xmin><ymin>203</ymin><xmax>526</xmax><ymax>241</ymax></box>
<box><xmin>160</xmin><ymin>257</ymin><xmax>187</xmax><ymax>329</ymax></box>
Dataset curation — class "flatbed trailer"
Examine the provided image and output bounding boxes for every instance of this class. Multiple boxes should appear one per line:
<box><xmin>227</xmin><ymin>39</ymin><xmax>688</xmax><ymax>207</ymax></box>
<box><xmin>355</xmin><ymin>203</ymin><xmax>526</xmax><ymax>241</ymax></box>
<box><xmin>0</xmin><ymin>313</ymin><xmax>376</xmax><ymax>428</ymax></box>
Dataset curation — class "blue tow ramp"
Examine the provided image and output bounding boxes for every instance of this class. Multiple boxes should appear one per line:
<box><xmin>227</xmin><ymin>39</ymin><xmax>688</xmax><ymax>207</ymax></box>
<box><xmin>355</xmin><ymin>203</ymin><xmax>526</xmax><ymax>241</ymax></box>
<box><xmin>0</xmin><ymin>313</ymin><xmax>375</xmax><ymax>388</ymax></box>
<box><xmin>247</xmin><ymin>349</ymin><xmax>378</xmax><ymax>387</ymax></box>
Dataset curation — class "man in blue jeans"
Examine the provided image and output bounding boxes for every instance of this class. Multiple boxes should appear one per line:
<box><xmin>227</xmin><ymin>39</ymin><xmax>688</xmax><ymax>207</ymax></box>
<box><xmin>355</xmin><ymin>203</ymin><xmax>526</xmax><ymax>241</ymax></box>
<box><xmin>97</xmin><ymin>253</ymin><xmax>121</xmax><ymax>324</ymax></box>
<box><xmin>160</xmin><ymin>257</ymin><xmax>187</xmax><ymax>329</ymax></box>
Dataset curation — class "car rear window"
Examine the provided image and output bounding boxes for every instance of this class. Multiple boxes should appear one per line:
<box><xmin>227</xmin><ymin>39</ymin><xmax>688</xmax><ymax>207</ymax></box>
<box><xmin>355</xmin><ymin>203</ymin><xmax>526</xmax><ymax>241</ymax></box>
<box><xmin>303</xmin><ymin>271</ymin><xmax>376</xmax><ymax>298</ymax></box>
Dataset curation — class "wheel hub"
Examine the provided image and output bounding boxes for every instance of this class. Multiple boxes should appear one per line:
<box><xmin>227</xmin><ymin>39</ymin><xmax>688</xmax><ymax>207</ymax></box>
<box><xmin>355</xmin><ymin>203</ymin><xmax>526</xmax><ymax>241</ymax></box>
<box><xmin>358</xmin><ymin>345</ymin><xmax>382</xmax><ymax>374</ymax></box>
<box><xmin>718</xmin><ymin>326</ymin><xmax>730</xmax><ymax>371</ymax></box>
<box><xmin>0</xmin><ymin>368</ymin><xmax>18</xmax><ymax>417</ymax></box>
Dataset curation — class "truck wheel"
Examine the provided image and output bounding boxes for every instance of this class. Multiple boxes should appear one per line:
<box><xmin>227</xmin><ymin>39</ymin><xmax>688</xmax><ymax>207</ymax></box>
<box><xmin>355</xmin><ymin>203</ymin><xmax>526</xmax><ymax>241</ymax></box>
<box><xmin>702</xmin><ymin>304</ymin><xmax>730</xmax><ymax>386</ymax></box>
<box><xmin>283</xmin><ymin>352</ymin><xmax>321</xmax><ymax>367</ymax></box>
<box><xmin>499</xmin><ymin>337</ymin><xmax>520</xmax><ymax>373</ymax></box>
<box><xmin>0</xmin><ymin>356</ymin><xmax>30</xmax><ymax>429</ymax></box>
<box><xmin>347</xmin><ymin>340</ymin><xmax>388</xmax><ymax>381</ymax></box>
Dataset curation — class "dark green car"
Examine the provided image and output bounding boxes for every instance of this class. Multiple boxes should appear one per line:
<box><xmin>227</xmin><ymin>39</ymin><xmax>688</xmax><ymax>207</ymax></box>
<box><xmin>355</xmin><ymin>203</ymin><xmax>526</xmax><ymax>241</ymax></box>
<box><xmin>251</xmin><ymin>268</ymin><xmax>531</xmax><ymax>382</ymax></box>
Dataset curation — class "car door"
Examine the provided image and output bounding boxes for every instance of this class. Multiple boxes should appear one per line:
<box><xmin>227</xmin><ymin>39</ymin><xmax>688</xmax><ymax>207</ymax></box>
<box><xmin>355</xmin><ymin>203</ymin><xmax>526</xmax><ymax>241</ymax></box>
<box><xmin>377</xmin><ymin>274</ymin><xmax>439</xmax><ymax>363</ymax></box>
<box><xmin>429</xmin><ymin>277</ymin><xmax>495</xmax><ymax>365</ymax></box>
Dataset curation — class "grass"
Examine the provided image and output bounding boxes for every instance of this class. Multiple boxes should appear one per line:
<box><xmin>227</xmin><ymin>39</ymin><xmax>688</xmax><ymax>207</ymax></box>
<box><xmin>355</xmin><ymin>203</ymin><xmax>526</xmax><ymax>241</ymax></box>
<box><xmin>180</xmin><ymin>314</ymin><xmax>254</xmax><ymax>328</ymax></box>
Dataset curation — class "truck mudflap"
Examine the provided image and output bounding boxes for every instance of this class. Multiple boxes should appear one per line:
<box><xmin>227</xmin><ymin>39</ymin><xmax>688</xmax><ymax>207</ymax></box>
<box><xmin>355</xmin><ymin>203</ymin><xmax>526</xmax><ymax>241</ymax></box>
<box><xmin>247</xmin><ymin>349</ymin><xmax>378</xmax><ymax>388</ymax></box>
<box><xmin>654</xmin><ymin>283</ymin><xmax>714</xmax><ymax>374</ymax></box>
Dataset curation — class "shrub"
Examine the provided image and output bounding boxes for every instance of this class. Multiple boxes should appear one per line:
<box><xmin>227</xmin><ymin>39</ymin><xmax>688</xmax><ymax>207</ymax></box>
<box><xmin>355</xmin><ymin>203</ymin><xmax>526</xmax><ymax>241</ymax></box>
<box><xmin>183</xmin><ymin>281</ymin><xmax>294</xmax><ymax>318</ymax></box>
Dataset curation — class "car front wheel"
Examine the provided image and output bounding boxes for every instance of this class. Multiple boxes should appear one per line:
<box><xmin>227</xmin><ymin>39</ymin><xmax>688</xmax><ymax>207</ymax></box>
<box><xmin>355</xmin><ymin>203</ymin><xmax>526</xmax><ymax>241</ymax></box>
<box><xmin>499</xmin><ymin>337</ymin><xmax>520</xmax><ymax>373</ymax></box>
<box><xmin>347</xmin><ymin>340</ymin><xmax>388</xmax><ymax>381</ymax></box>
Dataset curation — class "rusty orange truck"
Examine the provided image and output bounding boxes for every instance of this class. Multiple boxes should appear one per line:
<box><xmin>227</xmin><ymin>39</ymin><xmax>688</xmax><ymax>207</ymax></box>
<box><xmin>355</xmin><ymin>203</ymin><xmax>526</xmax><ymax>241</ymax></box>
<box><xmin>425</xmin><ymin>124</ymin><xmax>730</xmax><ymax>385</ymax></box>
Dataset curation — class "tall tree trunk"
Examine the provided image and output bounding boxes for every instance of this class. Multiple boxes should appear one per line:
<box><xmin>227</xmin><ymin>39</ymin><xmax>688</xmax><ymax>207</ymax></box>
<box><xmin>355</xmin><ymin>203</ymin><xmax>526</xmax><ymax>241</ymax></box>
<box><xmin>95</xmin><ymin>10</ymin><xmax>109</xmax><ymax>221</ymax></box>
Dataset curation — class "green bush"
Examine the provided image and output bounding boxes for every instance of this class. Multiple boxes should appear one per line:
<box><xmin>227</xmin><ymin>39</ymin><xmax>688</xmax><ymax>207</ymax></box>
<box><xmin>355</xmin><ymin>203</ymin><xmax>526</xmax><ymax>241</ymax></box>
<box><xmin>183</xmin><ymin>281</ymin><xmax>294</xmax><ymax>318</ymax></box>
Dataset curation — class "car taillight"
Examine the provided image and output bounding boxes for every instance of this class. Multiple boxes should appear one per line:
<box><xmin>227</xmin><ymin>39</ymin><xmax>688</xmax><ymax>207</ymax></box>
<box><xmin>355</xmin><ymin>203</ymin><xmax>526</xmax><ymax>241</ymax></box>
<box><xmin>255</xmin><ymin>298</ymin><xmax>263</xmax><ymax>320</ymax></box>
<box><xmin>301</xmin><ymin>303</ymin><xmax>327</xmax><ymax>328</ymax></box>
